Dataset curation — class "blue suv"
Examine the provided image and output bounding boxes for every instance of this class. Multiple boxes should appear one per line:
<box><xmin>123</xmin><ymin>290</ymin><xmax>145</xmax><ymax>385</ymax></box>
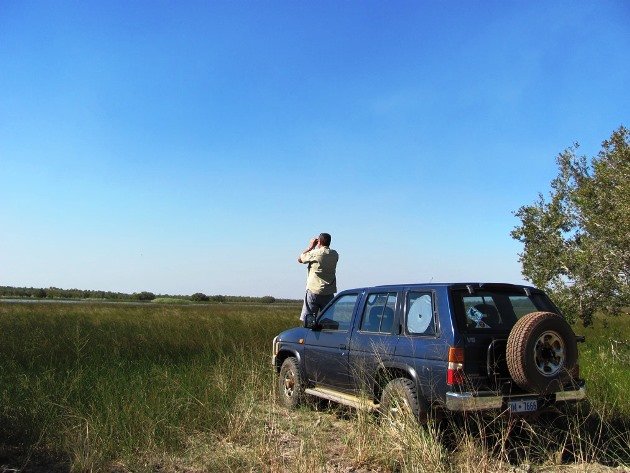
<box><xmin>272</xmin><ymin>283</ymin><xmax>585</xmax><ymax>420</ymax></box>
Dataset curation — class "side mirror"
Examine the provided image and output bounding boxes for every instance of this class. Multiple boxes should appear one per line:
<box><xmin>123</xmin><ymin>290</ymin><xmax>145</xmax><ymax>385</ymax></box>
<box><xmin>318</xmin><ymin>318</ymin><xmax>339</xmax><ymax>330</ymax></box>
<box><xmin>304</xmin><ymin>314</ymin><xmax>319</xmax><ymax>330</ymax></box>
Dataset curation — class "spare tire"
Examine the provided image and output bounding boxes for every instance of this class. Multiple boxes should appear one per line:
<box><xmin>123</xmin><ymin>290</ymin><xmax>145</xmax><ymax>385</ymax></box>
<box><xmin>506</xmin><ymin>311</ymin><xmax>578</xmax><ymax>394</ymax></box>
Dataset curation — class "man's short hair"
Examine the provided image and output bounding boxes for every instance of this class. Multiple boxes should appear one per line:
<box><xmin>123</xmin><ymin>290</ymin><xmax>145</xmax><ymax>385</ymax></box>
<box><xmin>318</xmin><ymin>233</ymin><xmax>332</xmax><ymax>246</ymax></box>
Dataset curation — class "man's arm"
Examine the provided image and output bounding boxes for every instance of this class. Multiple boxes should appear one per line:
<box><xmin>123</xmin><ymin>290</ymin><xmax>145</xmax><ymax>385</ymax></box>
<box><xmin>297</xmin><ymin>237</ymin><xmax>319</xmax><ymax>263</ymax></box>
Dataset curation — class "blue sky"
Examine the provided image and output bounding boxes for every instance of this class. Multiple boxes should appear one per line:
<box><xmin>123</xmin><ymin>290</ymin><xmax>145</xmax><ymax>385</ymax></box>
<box><xmin>1</xmin><ymin>1</ymin><xmax>628</xmax><ymax>298</ymax></box>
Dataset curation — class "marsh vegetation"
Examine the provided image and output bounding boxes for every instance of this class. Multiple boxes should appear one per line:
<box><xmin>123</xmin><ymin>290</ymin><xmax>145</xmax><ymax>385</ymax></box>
<box><xmin>0</xmin><ymin>302</ymin><xmax>627</xmax><ymax>472</ymax></box>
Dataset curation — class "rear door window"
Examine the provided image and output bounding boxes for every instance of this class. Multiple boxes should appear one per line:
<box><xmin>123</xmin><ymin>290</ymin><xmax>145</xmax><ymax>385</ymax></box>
<box><xmin>462</xmin><ymin>295</ymin><xmax>501</xmax><ymax>329</ymax></box>
<box><xmin>454</xmin><ymin>288</ymin><xmax>556</xmax><ymax>332</ymax></box>
<box><xmin>509</xmin><ymin>295</ymin><xmax>539</xmax><ymax>318</ymax></box>
<box><xmin>360</xmin><ymin>292</ymin><xmax>396</xmax><ymax>333</ymax></box>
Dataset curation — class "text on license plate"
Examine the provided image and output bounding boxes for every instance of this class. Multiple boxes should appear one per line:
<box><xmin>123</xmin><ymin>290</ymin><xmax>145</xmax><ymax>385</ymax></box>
<box><xmin>508</xmin><ymin>399</ymin><xmax>537</xmax><ymax>413</ymax></box>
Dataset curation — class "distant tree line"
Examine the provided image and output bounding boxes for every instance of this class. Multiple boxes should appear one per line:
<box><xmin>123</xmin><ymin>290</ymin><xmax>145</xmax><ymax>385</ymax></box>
<box><xmin>0</xmin><ymin>286</ymin><xmax>297</xmax><ymax>304</ymax></box>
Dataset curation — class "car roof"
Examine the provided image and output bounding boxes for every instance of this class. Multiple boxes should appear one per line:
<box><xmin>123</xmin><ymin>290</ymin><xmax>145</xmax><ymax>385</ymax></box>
<box><xmin>338</xmin><ymin>282</ymin><xmax>540</xmax><ymax>294</ymax></box>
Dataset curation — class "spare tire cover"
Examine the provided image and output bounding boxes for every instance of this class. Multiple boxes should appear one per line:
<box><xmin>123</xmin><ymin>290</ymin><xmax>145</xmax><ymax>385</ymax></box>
<box><xmin>506</xmin><ymin>311</ymin><xmax>578</xmax><ymax>394</ymax></box>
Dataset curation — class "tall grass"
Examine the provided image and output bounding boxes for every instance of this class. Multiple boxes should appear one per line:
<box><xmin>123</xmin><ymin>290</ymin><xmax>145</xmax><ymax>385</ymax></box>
<box><xmin>574</xmin><ymin>314</ymin><xmax>630</xmax><ymax>419</ymax></box>
<box><xmin>0</xmin><ymin>302</ymin><xmax>297</xmax><ymax>470</ymax></box>
<box><xmin>0</xmin><ymin>303</ymin><xmax>627</xmax><ymax>471</ymax></box>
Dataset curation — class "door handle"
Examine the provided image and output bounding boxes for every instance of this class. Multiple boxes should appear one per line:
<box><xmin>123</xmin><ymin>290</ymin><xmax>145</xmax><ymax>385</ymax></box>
<box><xmin>339</xmin><ymin>344</ymin><xmax>347</xmax><ymax>350</ymax></box>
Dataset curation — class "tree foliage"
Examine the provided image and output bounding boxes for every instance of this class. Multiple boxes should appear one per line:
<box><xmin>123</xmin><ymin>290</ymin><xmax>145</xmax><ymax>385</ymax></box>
<box><xmin>191</xmin><ymin>292</ymin><xmax>210</xmax><ymax>302</ymax></box>
<box><xmin>512</xmin><ymin>126</ymin><xmax>629</xmax><ymax>326</ymax></box>
<box><xmin>134</xmin><ymin>291</ymin><xmax>156</xmax><ymax>301</ymax></box>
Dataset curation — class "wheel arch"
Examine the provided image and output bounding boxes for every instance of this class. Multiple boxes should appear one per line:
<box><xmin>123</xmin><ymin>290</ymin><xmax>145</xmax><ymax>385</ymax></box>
<box><xmin>373</xmin><ymin>362</ymin><xmax>419</xmax><ymax>400</ymax></box>
<box><xmin>275</xmin><ymin>348</ymin><xmax>302</xmax><ymax>373</ymax></box>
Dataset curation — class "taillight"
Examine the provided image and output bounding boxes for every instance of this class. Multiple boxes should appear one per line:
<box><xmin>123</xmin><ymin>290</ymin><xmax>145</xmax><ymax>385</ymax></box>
<box><xmin>447</xmin><ymin>347</ymin><xmax>465</xmax><ymax>385</ymax></box>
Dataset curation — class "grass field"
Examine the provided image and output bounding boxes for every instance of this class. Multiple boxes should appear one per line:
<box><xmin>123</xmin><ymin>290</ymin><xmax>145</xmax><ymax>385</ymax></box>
<box><xmin>0</xmin><ymin>301</ymin><xmax>627</xmax><ymax>472</ymax></box>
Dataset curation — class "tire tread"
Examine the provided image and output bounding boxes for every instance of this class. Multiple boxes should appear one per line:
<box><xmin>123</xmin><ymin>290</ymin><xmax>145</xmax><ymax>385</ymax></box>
<box><xmin>506</xmin><ymin>311</ymin><xmax>577</xmax><ymax>393</ymax></box>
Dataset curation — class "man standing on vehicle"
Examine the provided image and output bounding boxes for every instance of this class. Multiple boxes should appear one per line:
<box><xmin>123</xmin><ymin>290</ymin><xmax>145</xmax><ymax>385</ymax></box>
<box><xmin>298</xmin><ymin>232</ymin><xmax>339</xmax><ymax>323</ymax></box>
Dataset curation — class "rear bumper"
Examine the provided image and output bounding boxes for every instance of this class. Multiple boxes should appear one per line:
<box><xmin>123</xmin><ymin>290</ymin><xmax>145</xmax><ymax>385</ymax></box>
<box><xmin>445</xmin><ymin>386</ymin><xmax>586</xmax><ymax>411</ymax></box>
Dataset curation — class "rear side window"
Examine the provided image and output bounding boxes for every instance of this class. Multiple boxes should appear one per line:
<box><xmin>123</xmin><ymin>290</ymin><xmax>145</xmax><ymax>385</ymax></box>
<box><xmin>454</xmin><ymin>289</ymin><xmax>555</xmax><ymax>332</ymax></box>
<box><xmin>360</xmin><ymin>292</ymin><xmax>396</xmax><ymax>333</ymax></box>
<box><xmin>406</xmin><ymin>292</ymin><xmax>435</xmax><ymax>335</ymax></box>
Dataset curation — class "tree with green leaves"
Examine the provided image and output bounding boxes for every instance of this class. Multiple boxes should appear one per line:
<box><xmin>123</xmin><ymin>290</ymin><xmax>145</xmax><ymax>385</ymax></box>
<box><xmin>191</xmin><ymin>292</ymin><xmax>209</xmax><ymax>302</ymax></box>
<box><xmin>512</xmin><ymin>126</ymin><xmax>629</xmax><ymax>326</ymax></box>
<box><xmin>135</xmin><ymin>291</ymin><xmax>156</xmax><ymax>301</ymax></box>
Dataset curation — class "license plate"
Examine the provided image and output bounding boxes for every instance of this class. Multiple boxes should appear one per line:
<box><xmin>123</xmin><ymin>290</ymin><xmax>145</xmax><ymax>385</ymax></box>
<box><xmin>508</xmin><ymin>399</ymin><xmax>537</xmax><ymax>413</ymax></box>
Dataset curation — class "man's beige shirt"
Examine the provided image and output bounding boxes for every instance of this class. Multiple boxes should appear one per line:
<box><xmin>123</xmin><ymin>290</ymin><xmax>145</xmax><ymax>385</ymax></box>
<box><xmin>300</xmin><ymin>246</ymin><xmax>339</xmax><ymax>295</ymax></box>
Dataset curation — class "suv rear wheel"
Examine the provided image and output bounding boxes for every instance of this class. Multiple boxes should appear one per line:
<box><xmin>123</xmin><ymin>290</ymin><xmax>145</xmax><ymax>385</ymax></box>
<box><xmin>506</xmin><ymin>311</ymin><xmax>578</xmax><ymax>394</ymax></box>
<box><xmin>379</xmin><ymin>378</ymin><xmax>427</xmax><ymax>424</ymax></box>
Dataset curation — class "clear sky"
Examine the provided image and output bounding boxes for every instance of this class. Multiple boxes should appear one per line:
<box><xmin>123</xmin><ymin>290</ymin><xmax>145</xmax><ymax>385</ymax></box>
<box><xmin>1</xmin><ymin>1</ymin><xmax>628</xmax><ymax>298</ymax></box>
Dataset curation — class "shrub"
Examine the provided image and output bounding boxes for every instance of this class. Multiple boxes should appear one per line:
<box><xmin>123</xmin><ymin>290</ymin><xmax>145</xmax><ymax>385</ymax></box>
<box><xmin>135</xmin><ymin>291</ymin><xmax>156</xmax><ymax>301</ymax></box>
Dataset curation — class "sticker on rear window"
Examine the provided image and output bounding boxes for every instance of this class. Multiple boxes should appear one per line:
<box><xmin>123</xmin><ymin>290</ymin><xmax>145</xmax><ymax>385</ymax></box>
<box><xmin>467</xmin><ymin>307</ymin><xmax>491</xmax><ymax>328</ymax></box>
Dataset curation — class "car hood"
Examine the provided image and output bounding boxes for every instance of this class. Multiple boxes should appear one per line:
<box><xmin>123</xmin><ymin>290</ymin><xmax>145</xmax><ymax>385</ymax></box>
<box><xmin>276</xmin><ymin>326</ymin><xmax>310</xmax><ymax>343</ymax></box>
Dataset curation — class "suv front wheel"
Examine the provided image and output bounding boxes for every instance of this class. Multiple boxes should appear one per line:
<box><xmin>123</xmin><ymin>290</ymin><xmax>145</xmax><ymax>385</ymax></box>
<box><xmin>278</xmin><ymin>357</ymin><xmax>304</xmax><ymax>408</ymax></box>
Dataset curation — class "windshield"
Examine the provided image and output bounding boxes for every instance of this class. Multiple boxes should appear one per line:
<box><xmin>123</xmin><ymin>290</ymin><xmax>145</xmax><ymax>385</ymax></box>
<box><xmin>451</xmin><ymin>288</ymin><xmax>557</xmax><ymax>332</ymax></box>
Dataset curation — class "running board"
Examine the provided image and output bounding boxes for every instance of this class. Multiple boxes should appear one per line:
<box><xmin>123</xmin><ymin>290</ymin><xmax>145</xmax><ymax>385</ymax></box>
<box><xmin>305</xmin><ymin>386</ymin><xmax>379</xmax><ymax>411</ymax></box>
